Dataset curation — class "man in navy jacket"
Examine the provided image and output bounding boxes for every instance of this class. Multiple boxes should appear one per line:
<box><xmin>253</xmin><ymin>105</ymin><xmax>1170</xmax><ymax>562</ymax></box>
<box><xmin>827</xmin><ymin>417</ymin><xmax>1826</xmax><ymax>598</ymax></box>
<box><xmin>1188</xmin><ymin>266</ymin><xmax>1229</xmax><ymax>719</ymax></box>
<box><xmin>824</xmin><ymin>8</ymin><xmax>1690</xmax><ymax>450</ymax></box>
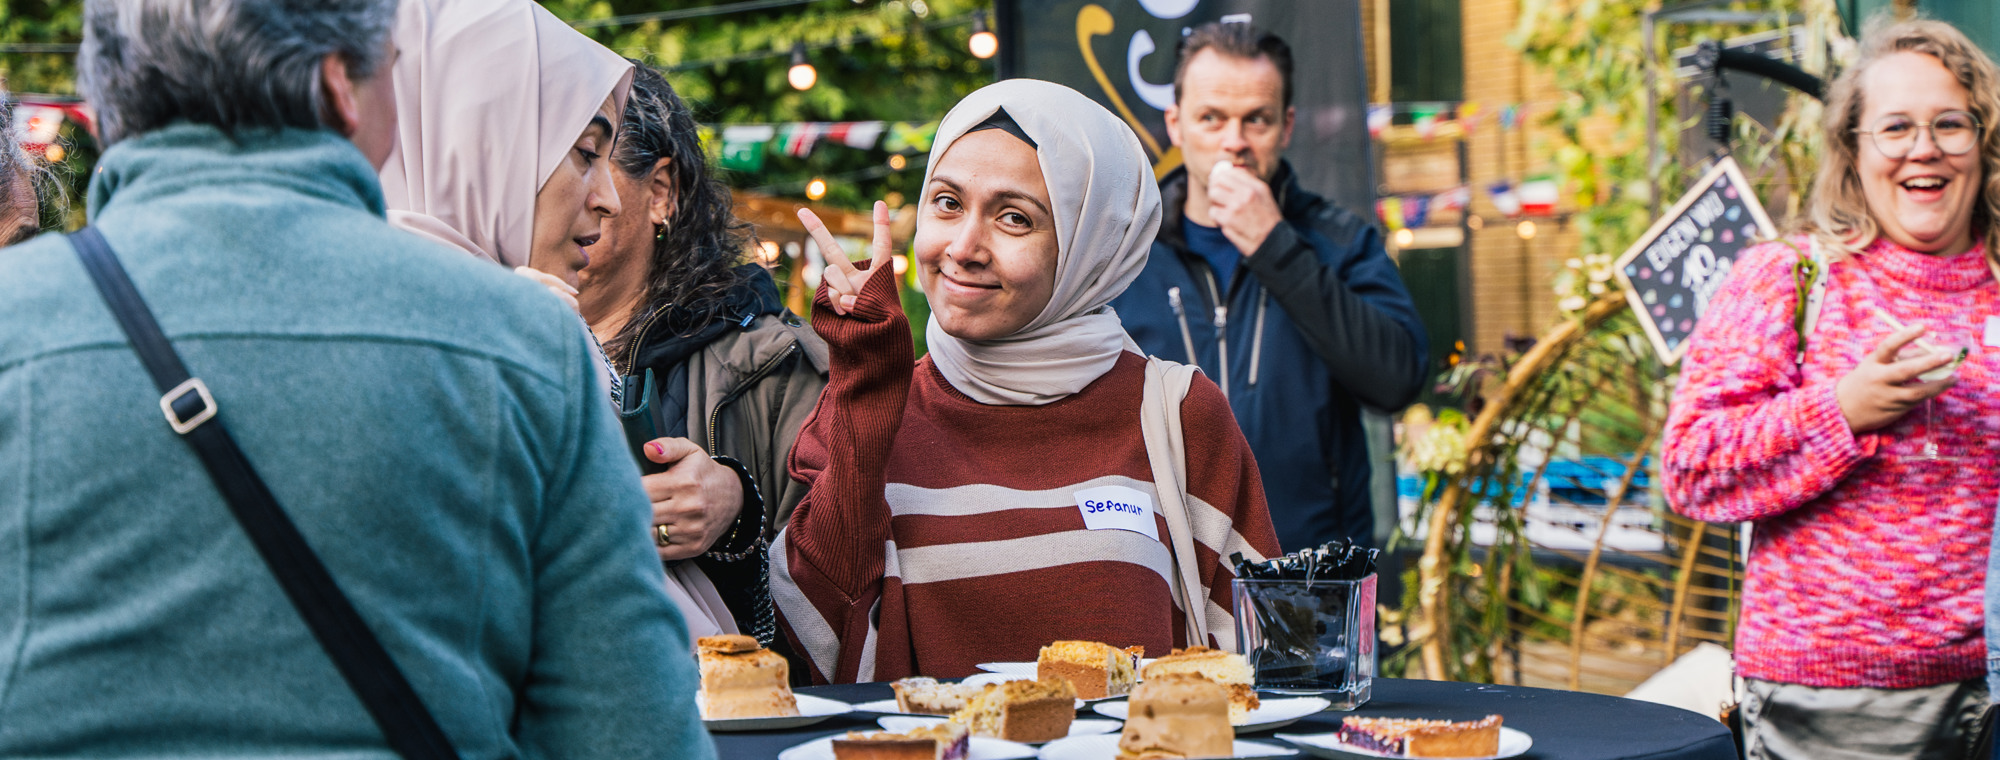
<box><xmin>1112</xmin><ymin>21</ymin><xmax>1426</xmax><ymax>552</ymax></box>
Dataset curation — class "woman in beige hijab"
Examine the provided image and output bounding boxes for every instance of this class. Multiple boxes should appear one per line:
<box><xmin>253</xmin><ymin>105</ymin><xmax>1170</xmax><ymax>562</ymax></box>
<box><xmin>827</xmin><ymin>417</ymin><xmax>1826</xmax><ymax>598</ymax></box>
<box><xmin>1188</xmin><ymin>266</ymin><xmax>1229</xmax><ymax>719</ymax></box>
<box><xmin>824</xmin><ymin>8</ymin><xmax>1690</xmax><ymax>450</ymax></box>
<box><xmin>772</xmin><ymin>80</ymin><xmax>1281</xmax><ymax>683</ymax></box>
<box><xmin>378</xmin><ymin>0</ymin><xmax>629</xmax><ymax>303</ymax></box>
<box><xmin>377</xmin><ymin>0</ymin><xmax>744</xmax><ymax>639</ymax></box>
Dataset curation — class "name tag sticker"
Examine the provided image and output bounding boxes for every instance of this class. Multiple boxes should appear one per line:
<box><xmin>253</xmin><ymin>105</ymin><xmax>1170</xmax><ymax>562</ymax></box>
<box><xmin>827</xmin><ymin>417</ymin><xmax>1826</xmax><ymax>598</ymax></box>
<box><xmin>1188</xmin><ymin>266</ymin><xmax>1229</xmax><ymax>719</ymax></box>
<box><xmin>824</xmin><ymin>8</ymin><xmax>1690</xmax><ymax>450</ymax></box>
<box><xmin>1985</xmin><ymin>316</ymin><xmax>2000</xmax><ymax>348</ymax></box>
<box><xmin>1074</xmin><ymin>486</ymin><xmax>1159</xmax><ymax>540</ymax></box>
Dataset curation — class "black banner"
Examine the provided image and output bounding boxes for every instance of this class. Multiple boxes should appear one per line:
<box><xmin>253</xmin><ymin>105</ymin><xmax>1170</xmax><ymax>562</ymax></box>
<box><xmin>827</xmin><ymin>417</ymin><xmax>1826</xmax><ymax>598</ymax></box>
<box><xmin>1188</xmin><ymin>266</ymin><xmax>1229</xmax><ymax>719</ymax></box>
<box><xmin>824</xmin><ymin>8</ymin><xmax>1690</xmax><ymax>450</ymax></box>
<box><xmin>995</xmin><ymin>0</ymin><xmax>1374</xmax><ymax>215</ymax></box>
<box><xmin>1613</xmin><ymin>156</ymin><xmax>1777</xmax><ymax>364</ymax></box>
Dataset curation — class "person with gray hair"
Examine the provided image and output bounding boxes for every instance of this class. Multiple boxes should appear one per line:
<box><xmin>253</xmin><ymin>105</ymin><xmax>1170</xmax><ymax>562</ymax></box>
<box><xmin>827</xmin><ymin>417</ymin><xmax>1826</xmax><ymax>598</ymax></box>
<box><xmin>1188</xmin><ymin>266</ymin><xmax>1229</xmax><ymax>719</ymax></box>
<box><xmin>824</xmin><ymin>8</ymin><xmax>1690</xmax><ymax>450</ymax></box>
<box><xmin>0</xmin><ymin>1</ymin><xmax>713</xmax><ymax>758</ymax></box>
<box><xmin>0</xmin><ymin>101</ymin><xmax>48</xmax><ymax>247</ymax></box>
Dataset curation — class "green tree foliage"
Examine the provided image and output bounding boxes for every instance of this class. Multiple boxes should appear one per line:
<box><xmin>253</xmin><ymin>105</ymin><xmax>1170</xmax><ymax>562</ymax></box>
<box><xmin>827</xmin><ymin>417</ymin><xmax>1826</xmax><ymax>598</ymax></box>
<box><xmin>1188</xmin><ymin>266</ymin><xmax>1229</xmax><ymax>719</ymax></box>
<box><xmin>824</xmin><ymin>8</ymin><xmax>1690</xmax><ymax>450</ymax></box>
<box><xmin>1512</xmin><ymin>0</ymin><xmax>1839</xmax><ymax>316</ymax></box>
<box><xmin>545</xmin><ymin>0</ymin><xmax>998</xmax><ymax>209</ymax></box>
<box><xmin>0</xmin><ymin>0</ymin><xmax>82</xmax><ymax>96</ymax></box>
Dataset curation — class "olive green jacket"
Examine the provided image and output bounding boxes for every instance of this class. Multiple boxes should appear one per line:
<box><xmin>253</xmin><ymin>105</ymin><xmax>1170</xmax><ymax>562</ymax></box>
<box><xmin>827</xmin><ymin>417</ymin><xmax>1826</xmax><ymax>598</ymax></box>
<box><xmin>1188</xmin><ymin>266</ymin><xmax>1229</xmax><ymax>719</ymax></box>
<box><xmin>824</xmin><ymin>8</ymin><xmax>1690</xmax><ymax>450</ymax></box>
<box><xmin>684</xmin><ymin>310</ymin><xmax>828</xmax><ymax>537</ymax></box>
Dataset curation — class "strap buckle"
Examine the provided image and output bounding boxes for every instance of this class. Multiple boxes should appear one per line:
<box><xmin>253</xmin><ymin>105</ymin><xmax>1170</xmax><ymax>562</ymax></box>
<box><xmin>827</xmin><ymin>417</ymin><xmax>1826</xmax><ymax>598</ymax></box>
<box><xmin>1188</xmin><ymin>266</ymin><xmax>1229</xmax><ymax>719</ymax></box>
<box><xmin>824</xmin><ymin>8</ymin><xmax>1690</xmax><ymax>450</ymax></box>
<box><xmin>160</xmin><ymin>377</ymin><xmax>217</xmax><ymax>435</ymax></box>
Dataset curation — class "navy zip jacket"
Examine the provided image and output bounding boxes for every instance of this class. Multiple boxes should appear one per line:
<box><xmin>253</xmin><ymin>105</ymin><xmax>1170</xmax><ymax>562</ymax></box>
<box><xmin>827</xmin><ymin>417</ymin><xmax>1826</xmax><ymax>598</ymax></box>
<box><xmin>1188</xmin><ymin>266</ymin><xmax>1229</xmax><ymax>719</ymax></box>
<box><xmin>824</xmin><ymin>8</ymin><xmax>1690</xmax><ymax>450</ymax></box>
<box><xmin>1111</xmin><ymin>161</ymin><xmax>1426</xmax><ymax>551</ymax></box>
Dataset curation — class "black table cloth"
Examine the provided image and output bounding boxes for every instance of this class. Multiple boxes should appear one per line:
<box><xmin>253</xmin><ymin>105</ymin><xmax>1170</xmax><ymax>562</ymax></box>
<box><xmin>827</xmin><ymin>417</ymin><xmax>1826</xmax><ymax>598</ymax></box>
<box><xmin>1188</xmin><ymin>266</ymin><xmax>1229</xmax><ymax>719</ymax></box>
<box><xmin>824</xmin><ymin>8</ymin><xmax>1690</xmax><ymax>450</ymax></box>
<box><xmin>710</xmin><ymin>677</ymin><xmax>1737</xmax><ymax>759</ymax></box>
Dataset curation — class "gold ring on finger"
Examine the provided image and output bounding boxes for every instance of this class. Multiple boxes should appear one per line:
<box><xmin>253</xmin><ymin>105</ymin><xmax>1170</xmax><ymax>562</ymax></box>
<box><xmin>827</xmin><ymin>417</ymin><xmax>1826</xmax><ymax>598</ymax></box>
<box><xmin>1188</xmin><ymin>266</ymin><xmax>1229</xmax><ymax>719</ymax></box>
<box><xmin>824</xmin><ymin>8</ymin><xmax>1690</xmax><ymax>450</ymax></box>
<box><xmin>655</xmin><ymin>523</ymin><xmax>673</xmax><ymax>547</ymax></box>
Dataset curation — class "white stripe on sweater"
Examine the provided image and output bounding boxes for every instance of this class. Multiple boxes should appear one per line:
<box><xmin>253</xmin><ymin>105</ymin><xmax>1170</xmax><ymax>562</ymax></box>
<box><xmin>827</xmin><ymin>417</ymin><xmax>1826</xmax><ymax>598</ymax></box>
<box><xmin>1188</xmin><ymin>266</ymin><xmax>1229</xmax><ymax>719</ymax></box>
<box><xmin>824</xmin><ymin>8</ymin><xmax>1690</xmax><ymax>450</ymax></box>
<box><xmin>884</xmin><ymin>475</ymin><xmax>1156</xmax><ymax>517</ymax></box>
<box><xmin>769</xmin><ymin>525</ymin><xmax>842</xmax><ymax>679</ymax></box>
<box><xmin>895</xmin><ymin>528</ymin><xmax>1175</xmax><ymax>589</ymax></box>
<box><xmin>887</xmin><ymin>478</ymin><xmax>1267</xmax><ymax>572</ymax></box>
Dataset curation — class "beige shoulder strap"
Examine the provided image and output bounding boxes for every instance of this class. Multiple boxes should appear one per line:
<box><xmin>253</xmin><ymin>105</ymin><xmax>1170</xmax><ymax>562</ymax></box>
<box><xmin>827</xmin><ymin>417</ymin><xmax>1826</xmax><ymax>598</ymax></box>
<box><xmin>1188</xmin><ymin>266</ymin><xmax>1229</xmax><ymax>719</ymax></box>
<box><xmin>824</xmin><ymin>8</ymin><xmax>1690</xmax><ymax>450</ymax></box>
<box><xmin>1140</xmin><ymin>355</ymin><xmax>1210</xmax><ymax>647</ymax></box>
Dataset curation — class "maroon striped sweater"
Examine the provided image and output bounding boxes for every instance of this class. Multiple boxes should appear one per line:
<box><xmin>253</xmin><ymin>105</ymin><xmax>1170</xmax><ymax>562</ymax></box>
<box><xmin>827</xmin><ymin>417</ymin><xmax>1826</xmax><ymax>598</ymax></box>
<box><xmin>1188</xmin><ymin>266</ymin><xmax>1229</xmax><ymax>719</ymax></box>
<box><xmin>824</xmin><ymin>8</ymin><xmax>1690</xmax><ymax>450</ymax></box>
<box><xmin>773</xmin><ymin>272</ymin><xmax>1281</xmax><ymax>684</ymax></box>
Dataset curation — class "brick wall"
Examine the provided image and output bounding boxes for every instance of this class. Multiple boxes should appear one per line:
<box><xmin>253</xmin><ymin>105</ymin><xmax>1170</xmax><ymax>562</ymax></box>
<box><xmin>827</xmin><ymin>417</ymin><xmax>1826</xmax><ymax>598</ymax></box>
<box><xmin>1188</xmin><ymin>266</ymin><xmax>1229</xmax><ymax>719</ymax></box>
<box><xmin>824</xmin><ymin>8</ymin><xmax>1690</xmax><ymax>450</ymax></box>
<box><xmin>1457</xmin><ymin>0</ymin><xmax>1578</xmax><ymax>356</ymax></box>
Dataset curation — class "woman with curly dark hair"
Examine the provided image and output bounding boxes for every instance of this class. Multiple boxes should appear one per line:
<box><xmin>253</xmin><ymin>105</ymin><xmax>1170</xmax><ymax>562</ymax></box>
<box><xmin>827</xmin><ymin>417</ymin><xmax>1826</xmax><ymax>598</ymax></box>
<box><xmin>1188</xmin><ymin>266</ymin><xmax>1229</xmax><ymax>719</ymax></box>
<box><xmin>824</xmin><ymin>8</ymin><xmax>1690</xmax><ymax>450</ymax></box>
<box><xmin>581</xmin><ymin>62</ymin><xmax>827</xmax><ymax>647</ymax></box>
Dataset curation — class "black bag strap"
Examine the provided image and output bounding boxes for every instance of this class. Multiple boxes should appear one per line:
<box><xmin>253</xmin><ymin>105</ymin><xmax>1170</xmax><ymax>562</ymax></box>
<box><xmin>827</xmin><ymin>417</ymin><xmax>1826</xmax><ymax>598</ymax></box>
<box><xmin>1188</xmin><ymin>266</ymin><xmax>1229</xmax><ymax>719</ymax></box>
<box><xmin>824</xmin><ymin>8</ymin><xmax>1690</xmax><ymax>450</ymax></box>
<box><xmin>67</xmin><ymin>227</ymin><xmax>460</xmax><ymax>760</ymax></box>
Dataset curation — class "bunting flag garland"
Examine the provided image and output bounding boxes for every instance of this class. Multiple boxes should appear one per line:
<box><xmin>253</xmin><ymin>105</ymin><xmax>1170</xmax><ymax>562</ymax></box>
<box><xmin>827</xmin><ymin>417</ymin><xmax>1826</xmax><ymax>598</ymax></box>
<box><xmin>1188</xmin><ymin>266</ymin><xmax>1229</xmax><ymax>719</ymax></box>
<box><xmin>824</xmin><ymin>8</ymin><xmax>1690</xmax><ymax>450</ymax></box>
<box><xmin>1365</xmin><ymin>100</ymin><xmax>1539</xmax><ymax>140</ymax></box>
<box><xmin>1377</xmin><ymin>196</ymin><xmax>1405</xmax><ymax>232</ymax></box>
<box><xmin>1488</xmin><ymin>180</ymin><xmax>1522</xmax><ymax>217</ymax></box>
<box><xmin>777</xmin><ymin>122</ymin><xmax>823</xmax><ymax>158</ymax></box>
<box><xmin>703</xmin><ymin>119</ymin><xmax>933</xmax><ymax>172</ymax></box>
<box><xmin>1517</xmin><ymin>177</ymin><xmax>1560</xmax><ymax>217</ymax></box>
<box><xmin>1375</xmin><ymin>181</ymin><xmax>1568</xmax><ymax>230</ymax></box>
<box><xmin>1433</xmin><ymin>185</ymin><xmax>1471</xmax><ymax>213</ymax></box>
<box><xmin>720</xmin><ymin>124</ymin><xmax>776</xmax><ymax>172</ymax></box>
<box><xmin>1401</xmin><ymin>194</ymin><xmax>1432</xmax><ymax>229</ymax></box>
<box><xmin>883</xmin><ymin>121</ymin><xmax>937</xmax><ymax>154</ymax></box>
<box><xmin>831</xmin><ymin>121</ymin><xmax>885</xmax><ymax>148</ymax></box>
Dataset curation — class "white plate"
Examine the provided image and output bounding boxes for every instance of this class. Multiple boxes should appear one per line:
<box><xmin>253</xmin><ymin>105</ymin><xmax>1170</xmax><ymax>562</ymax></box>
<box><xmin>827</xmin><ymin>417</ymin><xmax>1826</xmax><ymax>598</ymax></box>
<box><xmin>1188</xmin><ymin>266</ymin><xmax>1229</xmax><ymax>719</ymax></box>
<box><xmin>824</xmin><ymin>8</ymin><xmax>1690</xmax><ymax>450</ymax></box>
<box><xmin>878</xmin><ymin>715</ymin><xmax>1124</xmax><ymax>745</ymax></box>
<box><xmin>977</xmin><ymin>659</ymin><xmax>1160</xmax><ymax>678</ymax></box>
<box><xmin>1038</xmin><ymin>734</ymin><xmax>1296</xmax><ymax>759</ymax></box>
<box><xmin>702</xmin><ymin>693</ymin><xmax>853</xmax><ymax>732</ymax></box>
<box><xmin>1276</xmin><ymin>727</ymin><xmax>1533</xmax><ymax>760</ymax></box>
<box><xmin>779</xmin><ymin>734</ymin><xmax>1037</xmax><ymax>760</ymax></box>
<box><xmin>1094</xmin><ymin>697</ymin><xmax>1331</xmax><ymax>733</ymax></box>
<box><xmin>976</xmin><ymin>662</ymin><xmax>1039</xmax><ymax>677</ymax></box>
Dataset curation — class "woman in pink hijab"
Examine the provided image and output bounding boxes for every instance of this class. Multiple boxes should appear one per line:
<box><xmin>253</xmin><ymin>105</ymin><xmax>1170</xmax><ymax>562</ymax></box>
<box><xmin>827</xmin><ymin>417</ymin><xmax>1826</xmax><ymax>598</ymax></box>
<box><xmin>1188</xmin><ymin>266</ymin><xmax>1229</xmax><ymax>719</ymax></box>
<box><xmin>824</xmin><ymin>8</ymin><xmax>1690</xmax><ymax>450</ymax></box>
<box><xmin>377</xmin><ymin>0</ymin><xmax>746</xmax><ymax>639</ymax></box>
<box><xmin>377</xmin><ymin>0</ymin><xmax>630</xmax><ymax>303</ymax></box>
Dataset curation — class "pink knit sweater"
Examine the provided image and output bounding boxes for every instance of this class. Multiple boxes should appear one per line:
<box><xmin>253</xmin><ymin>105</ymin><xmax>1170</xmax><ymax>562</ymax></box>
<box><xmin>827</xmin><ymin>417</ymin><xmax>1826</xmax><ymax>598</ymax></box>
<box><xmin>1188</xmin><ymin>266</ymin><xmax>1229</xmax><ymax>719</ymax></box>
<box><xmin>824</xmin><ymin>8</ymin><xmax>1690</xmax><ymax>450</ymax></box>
<box><xmin>1664</xmin><ymin>235</ymin><xmax>1999</xmax><ymax>689</ymax></box>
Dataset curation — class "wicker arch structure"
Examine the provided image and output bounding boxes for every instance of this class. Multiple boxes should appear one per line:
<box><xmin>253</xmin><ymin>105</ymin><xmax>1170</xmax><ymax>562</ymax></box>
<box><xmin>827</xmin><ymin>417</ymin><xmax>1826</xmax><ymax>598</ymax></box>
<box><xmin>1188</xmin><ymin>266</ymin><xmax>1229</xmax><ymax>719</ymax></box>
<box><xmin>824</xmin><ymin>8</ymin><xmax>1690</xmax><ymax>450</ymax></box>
<box><xmin>1405</xmin><ymin>294</ymin><xmax>1744</xmax><ymax>694</ymax></box>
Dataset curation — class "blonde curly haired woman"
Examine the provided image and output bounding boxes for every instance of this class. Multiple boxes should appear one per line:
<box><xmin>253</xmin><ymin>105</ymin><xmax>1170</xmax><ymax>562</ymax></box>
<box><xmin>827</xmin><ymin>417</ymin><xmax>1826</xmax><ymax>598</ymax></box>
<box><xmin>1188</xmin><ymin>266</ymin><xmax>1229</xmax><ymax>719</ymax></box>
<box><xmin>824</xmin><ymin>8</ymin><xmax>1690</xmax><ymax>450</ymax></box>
<box><xmin>1665</xmin><ymin>17</ymin><xmax>2000</xmax><ymax>758</ymax></box>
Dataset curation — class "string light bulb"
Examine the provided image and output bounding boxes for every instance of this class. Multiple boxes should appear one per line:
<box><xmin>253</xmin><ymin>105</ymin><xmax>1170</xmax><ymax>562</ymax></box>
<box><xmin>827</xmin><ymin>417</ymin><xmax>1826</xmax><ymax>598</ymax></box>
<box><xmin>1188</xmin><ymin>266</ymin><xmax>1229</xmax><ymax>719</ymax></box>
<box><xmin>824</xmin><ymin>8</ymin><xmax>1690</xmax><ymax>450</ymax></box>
<box><xmin>887</xmin><ymin>154</ymin><xmax>908</xmax><ymax>171</ymax></box>
<box><xmin>968</xmin><ymin>15</ymin><xmax>998</xmax><ymax>60</ymax></box>
<box><xmin>787</xmin><ymin>42</ymin><xmax>817</xmax><ymax>91</ymax></box>
<box><xmin>1516</xmin><ymin>220</ymin><xmax>1538</xmax><ymax>240</ymax></box>
<box><xmin>806</xmin><ymin>177</ymin><xmax>828</xmax><ymax>200</ymax></box>
<box><xmin>1392</xmin><ymin>228</ymin><xmax>1415</xmax><ymax>248</ymax></box>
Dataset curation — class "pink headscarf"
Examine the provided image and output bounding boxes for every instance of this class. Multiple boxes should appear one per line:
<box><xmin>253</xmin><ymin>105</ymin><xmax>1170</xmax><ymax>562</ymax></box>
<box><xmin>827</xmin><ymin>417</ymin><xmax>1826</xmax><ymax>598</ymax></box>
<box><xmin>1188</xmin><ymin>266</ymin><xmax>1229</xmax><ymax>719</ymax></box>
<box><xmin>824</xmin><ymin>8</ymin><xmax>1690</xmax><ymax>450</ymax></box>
<box><xmin>378</xmin><ymin>0</ymin><xmax>633</xmax><ymax>267</ymax></box>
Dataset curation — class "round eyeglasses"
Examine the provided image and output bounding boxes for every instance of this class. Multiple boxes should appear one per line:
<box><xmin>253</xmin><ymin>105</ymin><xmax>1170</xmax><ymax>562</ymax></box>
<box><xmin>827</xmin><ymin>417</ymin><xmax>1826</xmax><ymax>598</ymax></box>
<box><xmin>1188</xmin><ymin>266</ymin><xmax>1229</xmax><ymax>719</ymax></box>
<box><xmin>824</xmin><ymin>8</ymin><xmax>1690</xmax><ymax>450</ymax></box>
<box><xmin>1853</xmin><ymin>110</ymin><xmax>1984</xmax><ymax>159</ymax></box>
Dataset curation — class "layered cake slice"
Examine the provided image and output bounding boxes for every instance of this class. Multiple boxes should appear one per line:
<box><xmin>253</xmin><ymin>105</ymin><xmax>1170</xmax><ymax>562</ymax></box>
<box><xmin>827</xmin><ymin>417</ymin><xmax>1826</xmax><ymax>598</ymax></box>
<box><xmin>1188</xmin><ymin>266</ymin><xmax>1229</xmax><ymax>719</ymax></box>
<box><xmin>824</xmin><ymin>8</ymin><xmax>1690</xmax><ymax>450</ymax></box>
<box><xmin>1140</xmin><ymin>647</ymin><xmax>1260</xmax><ymax>724</ymax></box>
<box><xmin>695</xmin><ymin>634</ymin><xmax>800</xmax><ymax>719</ymax></box>
<box><xmin>832</xmin><ymin>721</ymin><xmax>970</xmax><ymax>760</ymax></box>
<box><xmin>1335</xmin><ymin>715</ymin><xmax>1503</xmax><ymax>758</ymax></box>
<box><xmin>949</xmin><ymin>677</ymin><xmax>1077</xmax><ymax>743</ymax></box>
<box><xmin>1116</xmin><ymin>673</ymin><xmax>1234</xmax><ymax>759</ymax></box>
<box><xmin>1037</xmin><ymin>640</ymin><xmax>1144</xmax><ymax>699</ymax></box>
<box><xmin>891</xmin><ymin>677</ymin><xmax>989</xmax><ymax>716</ymax></box>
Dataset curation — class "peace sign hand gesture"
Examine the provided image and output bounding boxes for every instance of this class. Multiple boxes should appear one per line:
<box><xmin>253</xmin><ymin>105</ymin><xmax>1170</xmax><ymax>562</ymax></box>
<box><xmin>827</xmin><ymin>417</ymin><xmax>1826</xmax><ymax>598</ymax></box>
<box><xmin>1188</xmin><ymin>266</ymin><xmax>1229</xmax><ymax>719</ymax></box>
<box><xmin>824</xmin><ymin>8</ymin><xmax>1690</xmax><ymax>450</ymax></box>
<box><xmin>799</xmin><ymin>200</ymin><xmax>896</xmax><ymax>316</ymax></box>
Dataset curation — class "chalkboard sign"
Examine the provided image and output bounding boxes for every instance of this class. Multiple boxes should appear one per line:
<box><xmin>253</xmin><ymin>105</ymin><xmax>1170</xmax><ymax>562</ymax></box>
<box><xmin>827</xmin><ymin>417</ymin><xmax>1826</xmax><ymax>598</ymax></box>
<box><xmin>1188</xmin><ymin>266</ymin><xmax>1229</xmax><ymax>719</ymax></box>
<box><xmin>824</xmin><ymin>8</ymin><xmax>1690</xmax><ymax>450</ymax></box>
<box><xmin>1613</xmin><ymin>156</ymin><xmax>1777</xmax><ymax>364</ymax></box>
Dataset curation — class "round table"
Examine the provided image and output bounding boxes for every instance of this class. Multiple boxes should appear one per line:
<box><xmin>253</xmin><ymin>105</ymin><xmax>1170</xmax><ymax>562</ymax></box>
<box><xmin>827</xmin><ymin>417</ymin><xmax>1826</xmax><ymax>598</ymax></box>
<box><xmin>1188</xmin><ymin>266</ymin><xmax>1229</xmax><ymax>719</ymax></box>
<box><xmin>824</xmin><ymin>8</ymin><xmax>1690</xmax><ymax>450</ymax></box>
<box><xmin>711</xmin><ymin>677</ymin><xmax>1737</xmax><ymax>759</ymax></box>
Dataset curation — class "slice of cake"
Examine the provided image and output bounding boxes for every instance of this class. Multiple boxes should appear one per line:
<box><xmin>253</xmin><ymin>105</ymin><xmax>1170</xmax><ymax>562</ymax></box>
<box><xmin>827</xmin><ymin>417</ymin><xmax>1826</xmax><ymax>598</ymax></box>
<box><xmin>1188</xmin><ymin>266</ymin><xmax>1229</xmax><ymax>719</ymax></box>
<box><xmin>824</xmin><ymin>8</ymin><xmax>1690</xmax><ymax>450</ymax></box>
<box><xmin>831</xmin><ymin>721</ymin><xmax>970</xmax><ymax>760</ymax></box>
<box><xmin>695</xmin><ymin>634</ymin><xmax>800</xmax><ymax>720</ymax></box>
<box><xmin>949</xmin><ymin>677</ymin><xmax>1077</xmax><ymax>743</ymax></box>
<box><xmin>891</xmin><ymin>677</ymin><xmax>987</xmax><ymax>716</ymax></box>
<box><xmin>1116</xmin><ymin>673</ymin><xmax>1234</xmax><ymax>759</ymax></box>
<box><xmin>1140</xmin><ymin>647</ymin><xmax>1260</xmax><ymax>724</ymax></box>
<box><xmin>1335</xmin><ymin>715</ymin><xmax>1503</xmax><ymax>758</ymax></box>
<box><xmin>1037</xmin><ymin>640</ymin><xmax>1144</xmax><ymax>699</ymax></box>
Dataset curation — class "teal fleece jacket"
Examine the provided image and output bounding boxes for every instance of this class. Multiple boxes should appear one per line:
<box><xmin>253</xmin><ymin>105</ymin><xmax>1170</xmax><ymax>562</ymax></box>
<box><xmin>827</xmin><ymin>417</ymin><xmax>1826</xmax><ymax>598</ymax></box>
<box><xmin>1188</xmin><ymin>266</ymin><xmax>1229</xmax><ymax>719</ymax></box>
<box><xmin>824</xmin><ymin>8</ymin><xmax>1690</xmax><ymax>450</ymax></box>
<box><xmin>0</xmin><ymin>125</ymin><xmax>715</xmax><ymax>759</ymax></box>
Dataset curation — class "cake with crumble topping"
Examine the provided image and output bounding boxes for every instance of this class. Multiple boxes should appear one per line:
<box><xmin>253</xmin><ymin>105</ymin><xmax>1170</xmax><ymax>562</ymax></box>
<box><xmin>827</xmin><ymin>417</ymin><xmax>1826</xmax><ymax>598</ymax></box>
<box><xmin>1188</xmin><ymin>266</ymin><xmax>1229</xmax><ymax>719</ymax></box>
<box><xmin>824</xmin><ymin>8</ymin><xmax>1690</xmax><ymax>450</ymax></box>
<box><xmin>949</xmin><ymin>677</ymin><xmax>1076</xmax><ymax>743</ymax></box>
<box><xmin>694</xmin><ymin>635</ymin><xmax>799</xmax><ymax>719</ymax></box>
<box><xmin>1038</xmin><ymin>640</ymin><xmax>1144</xmax><ymax>699</ymax></box>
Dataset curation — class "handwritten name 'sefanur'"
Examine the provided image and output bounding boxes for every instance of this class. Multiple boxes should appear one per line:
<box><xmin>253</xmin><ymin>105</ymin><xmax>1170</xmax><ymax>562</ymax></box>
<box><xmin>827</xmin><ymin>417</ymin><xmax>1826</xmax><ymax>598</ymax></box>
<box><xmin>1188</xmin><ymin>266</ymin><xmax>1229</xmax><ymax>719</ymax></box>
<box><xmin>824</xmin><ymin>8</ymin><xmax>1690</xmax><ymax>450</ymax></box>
<box><xmin>1083</xmin><ymin>499</ymin><xmax>1147</xmax><ymax>515</ymax></box>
